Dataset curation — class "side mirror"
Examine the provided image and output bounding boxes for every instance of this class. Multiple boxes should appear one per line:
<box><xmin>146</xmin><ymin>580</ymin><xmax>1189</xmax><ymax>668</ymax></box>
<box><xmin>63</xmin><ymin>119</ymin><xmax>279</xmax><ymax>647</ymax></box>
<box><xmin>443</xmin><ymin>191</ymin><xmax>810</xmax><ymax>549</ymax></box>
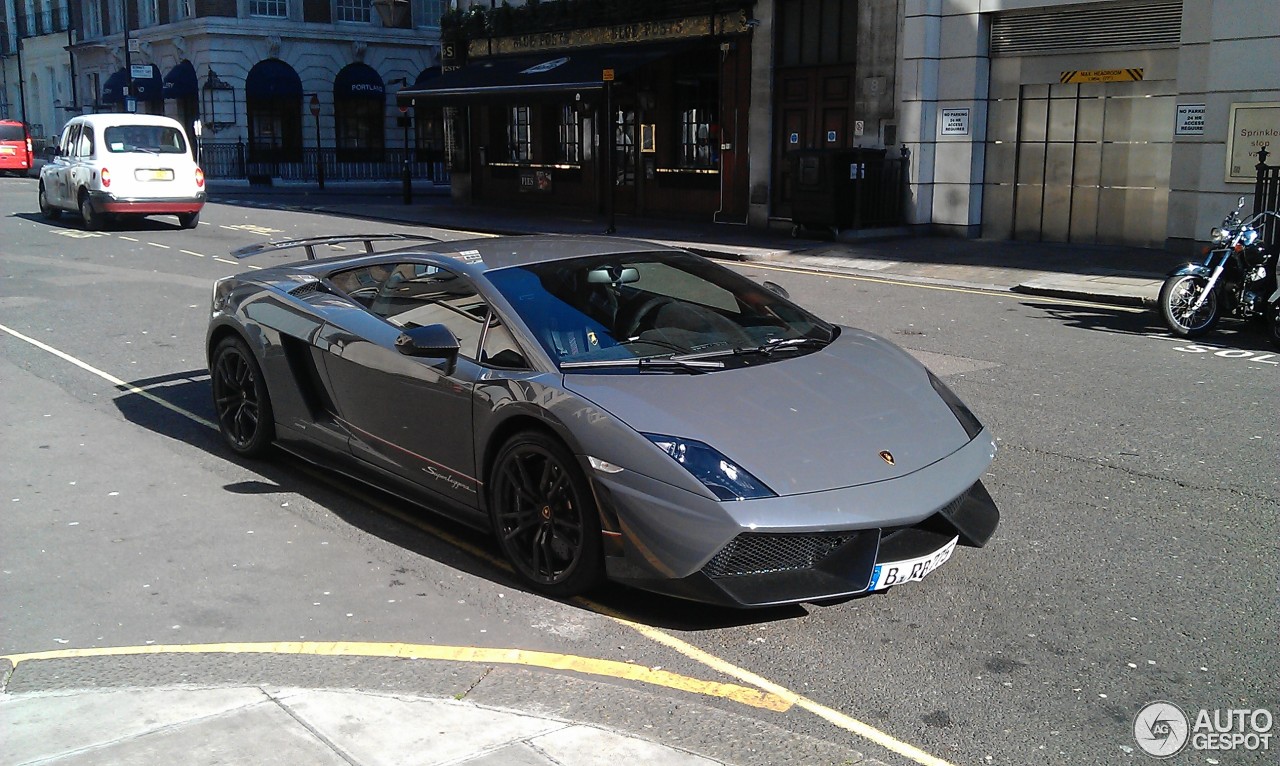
<box><xmin>762</xmin><ymin>281</ymin><xmax>790</xmax><ymax>300</ymax></box>
<box><xmin>395</xmin><ymin>323</ymin><xmax>460</xmax><ymax>369</ymax></box>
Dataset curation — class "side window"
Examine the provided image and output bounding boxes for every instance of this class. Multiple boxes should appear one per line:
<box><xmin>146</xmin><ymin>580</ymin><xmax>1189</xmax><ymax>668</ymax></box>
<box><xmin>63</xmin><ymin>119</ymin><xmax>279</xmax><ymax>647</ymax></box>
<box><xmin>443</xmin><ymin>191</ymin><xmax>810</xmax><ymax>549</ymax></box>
<box><xmin>78</xmin><ymin>126</ymin><xmax>94</xmax><ymax>158</ymax></box>
<box><xmin>334</xmin><ymin>262</ymin><xmax>493</xmax><ymax>361</ymax></box>
<box><xmin>481</xmin><ymin>314</ymin><xmax>529</xmax><ymax>369</ymax></box>
<box><xmin>62</xmin><ymin>124</ymin><xmax>80</xmax><ymax>156</ymax></box>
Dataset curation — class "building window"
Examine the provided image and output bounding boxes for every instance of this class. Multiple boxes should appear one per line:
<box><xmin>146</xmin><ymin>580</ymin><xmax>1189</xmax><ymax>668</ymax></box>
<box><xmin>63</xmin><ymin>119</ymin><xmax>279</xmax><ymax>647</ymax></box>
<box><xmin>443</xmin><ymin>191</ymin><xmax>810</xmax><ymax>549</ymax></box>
<box><xmin>249</xmin><ymin>0</ymin><xmax>288</xmax><ymax>18</ymax></box>
<box><xmin>508</xmin><ymin>106</ymin><xmax>531</xmax><ymax>162</ymax></box>
<box><xmin>557</xmin><ymin>105</ymin><xmax>581</xmax><ymax>163</ymax></box>
<box><xmin>138</xmin><ymin>0</ymin><xmax>159</xmax><ymax>27</ymax></box>
<box><xmin>83</xmin><ymin>1</ymin><xmax>102</xmax><ymax>37</ymax></box>
<box><xmin>336</xmin><ymin>0</ymin><xmax>371</xmax><ymax>23</ymax></box>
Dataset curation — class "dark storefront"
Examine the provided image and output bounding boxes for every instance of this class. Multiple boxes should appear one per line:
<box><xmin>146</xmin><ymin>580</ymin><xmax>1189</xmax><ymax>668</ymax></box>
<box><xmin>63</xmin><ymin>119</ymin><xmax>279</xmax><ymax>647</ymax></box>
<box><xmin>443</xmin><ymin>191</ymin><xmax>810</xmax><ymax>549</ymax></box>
<box><xmin>401</xmin><ymin>8</ymin><xmax>754</xmax><ymax>223</ymax></box>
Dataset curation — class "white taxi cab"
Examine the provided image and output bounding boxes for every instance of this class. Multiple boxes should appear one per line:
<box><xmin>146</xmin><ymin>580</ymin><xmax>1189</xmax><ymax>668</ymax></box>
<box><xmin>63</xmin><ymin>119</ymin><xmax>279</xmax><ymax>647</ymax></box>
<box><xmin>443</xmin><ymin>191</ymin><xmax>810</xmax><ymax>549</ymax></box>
<box><xmin>38</xmin><ymin>113</ymin><xmax>205</xmax><ymax>230</ymax></box>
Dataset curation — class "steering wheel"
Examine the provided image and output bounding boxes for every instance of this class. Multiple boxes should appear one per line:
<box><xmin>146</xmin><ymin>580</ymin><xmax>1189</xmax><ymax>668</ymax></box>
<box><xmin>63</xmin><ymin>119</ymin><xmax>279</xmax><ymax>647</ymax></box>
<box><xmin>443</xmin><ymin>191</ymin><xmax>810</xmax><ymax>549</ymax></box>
<box><xmin>617</xmin><ymin>295</ymin><xmax>672</xmax><ymax>339</ymax></box>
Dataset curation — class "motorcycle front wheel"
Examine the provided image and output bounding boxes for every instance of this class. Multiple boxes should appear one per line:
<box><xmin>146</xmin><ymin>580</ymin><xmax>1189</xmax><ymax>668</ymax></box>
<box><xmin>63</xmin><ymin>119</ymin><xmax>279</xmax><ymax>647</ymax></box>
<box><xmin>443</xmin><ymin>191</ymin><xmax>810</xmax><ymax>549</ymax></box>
<box><xmin>1159</xmin><ymin>274</ymin><xmax>1220</xmax><ymax>337</ymax></box>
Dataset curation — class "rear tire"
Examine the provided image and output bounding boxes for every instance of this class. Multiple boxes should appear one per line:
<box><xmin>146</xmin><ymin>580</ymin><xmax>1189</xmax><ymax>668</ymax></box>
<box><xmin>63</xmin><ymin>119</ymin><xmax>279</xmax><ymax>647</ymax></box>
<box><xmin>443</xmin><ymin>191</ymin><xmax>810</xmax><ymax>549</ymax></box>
<box><xmin>178</xmin><ymin>211</ymin><xmax>200</xmax><ymax>229</ymax></box>
<box><xmin>211</xmin><ymin>336</ymin><xmax>276</xmax><ymax>458</ymax></box>
<box><xmin>1159</xmin><ymin>274</ymin><xmax>1219</xmax><ymax>338</ymax></box>
<box><xmin>489</xmin><ymin>431</ymin><xmax>603</xmax><ymax>598</ymax></box>
<box><xmin>79</xmin><ymin>191</ymin><xmax>102</xmax><ymax>231</ymax></box>
<box><xmin>38</xmin><ymin>183</ymin><xmax>61</xmax><ymax>220</ymax></box>
<box><xmin>1268</xmin><ymin>302</ymin><xmax>1280</xmax><ymax>350</ymax></box>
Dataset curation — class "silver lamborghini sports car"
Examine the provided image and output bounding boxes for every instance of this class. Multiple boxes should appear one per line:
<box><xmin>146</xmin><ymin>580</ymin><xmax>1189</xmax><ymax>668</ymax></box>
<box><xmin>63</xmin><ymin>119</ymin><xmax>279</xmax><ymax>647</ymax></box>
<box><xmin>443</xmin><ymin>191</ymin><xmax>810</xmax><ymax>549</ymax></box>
<box><xmin>206</xmin><ymin>234</ymin><xmax>998</xmax><ymax>607</ymax></box>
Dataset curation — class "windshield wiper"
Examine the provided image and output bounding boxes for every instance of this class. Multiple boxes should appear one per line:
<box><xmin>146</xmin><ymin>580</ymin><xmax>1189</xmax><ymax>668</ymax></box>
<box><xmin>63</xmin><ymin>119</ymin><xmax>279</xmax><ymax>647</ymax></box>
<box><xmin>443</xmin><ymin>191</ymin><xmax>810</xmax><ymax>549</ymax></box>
<box><xmin>560</xmin><ymin>357</ymin><xmax>724</xmax><ymax>373</ymax></box>
<box><xmin>671</xmin><ymin>336</ymin><xmax>829</xmax><ymax>361</ymax></box>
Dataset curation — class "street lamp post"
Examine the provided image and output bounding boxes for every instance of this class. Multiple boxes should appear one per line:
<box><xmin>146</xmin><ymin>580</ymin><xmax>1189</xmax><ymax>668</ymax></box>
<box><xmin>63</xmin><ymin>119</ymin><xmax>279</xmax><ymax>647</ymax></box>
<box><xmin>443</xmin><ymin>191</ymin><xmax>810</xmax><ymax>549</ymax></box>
<box><xmin>400</xmin><ymin>104</ymin><xmax>413</xmax><ymax>205</ymax></box>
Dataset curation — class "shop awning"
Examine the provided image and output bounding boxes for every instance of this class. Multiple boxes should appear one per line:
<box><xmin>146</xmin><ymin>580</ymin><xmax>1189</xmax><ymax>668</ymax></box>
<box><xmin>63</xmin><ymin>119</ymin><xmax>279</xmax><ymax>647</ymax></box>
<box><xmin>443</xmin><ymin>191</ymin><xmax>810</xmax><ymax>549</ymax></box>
<box><xmin>397</xmin><ymin>44</ymin><xmax>680</xmax><ymax>103</ymax></box>
<box><xmin>101</xmin><ymin>66</ymin><xmax>164</xmax><ymax>104</ymax></box>
<box><xmin>334</xmin><ymin>63</ymin><xmax>385</xmax><ymax>99</ymax></box>
<box><xmin>163</xmin><ymin>60</ymin><xmax>198</xmax><ymax>99</ymax></box>
<box><xmin>245</xmin><ymin>58</ymin><xmax>303</xmax><ymax>100</ymax></box>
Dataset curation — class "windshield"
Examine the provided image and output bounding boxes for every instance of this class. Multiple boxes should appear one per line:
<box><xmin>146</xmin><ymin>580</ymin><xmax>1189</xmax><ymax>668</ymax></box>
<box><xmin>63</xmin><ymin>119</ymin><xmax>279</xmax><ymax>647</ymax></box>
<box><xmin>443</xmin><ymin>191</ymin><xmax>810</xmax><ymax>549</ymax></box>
<box><xmin>487</xmin><ymin>252</ymin><xmax>835</xmax><ymax>372</ymax></box>
<box><xmin>103</xmin><ymin>125</ymin><xmax>188</xmax><ymax>154</ymax></box>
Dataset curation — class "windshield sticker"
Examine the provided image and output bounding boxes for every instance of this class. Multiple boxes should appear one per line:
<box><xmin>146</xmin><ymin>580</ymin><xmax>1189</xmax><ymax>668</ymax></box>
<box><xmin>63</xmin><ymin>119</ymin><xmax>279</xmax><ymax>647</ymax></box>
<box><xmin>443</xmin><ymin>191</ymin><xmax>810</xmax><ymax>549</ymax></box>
<box><xmin>456</xmin><ymin>250</ymin><xmax>484</xmax><ymax>264</ymax></box>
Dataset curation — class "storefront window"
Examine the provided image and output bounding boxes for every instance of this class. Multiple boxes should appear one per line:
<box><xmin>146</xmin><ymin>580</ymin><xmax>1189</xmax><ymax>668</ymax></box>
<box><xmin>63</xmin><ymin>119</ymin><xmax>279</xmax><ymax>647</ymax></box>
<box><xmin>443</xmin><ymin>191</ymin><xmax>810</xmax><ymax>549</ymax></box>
<box><xmin>558</xmin><ymin>105</ymin><xmax>581</xmax><ymax>163</ymax></box>
<box><xmin>508</xmin><ymin>106</ymin><xmax>532</xmax><ymax>162</ymax></box>
<box><xmin>680</xmin><ymin>107</ymin><xmax>713</xmax><ymax>168</ymax></box>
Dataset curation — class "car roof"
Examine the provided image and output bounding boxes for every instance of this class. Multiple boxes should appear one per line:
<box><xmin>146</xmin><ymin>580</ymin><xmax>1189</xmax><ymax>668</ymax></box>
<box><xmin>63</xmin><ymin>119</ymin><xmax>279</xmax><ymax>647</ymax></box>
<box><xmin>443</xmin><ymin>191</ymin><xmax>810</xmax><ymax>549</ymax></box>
<box><xmin>67</xmin><ymin>113</ymin><xmax>185</xmax><ymax>129</ymax></box>
<box><xmin>446</xmin><ymin>235</ymin><xmax>687</xmax><ymax>272</ymax></box>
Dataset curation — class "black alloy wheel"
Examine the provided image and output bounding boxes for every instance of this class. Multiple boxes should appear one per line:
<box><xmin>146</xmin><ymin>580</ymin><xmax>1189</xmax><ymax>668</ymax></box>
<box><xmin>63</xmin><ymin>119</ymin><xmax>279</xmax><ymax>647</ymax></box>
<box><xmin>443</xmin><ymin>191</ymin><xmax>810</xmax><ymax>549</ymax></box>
<box><xmin>211</xmin><ymin>336</ymin><xmax>275</xmax><ymax>457</ymax></box>
<box><xmin>489</xmin><ymin>432</ymin><xmax>602</xmax><ymax>597</ymax></box>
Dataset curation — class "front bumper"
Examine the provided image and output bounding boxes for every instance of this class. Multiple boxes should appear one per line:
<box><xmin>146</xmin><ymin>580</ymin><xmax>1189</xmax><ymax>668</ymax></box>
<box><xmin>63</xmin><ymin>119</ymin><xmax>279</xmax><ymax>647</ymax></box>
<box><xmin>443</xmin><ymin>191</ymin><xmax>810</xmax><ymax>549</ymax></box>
<box><xmin>593</xmin><ymin>432</ymin><xmax>999</xmax><ymax>608</ymax></box>
<box><xmin>88</xmin><ymin>189</ymin><xmax>205</xmax><ymax>215</ymax></box>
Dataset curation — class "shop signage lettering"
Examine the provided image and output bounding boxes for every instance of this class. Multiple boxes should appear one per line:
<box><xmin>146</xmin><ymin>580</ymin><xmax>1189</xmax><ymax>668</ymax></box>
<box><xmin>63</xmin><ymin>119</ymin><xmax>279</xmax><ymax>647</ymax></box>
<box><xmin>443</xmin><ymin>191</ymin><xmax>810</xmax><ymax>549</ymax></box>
<box><xmin>1060</xmin><ymin>68</ymin><xmax>1143</xmax><ymax>84</ymax></box>
<box><xmin>1176</xmin><ymin>104</ymin><xmax>1205</xmax><ymax>136</ymax></box>
<box><xmin>940</xmin><ymin>109</ymin><xmax>969</xmax><ymax>136</ymax></box>
<box><xmin>487</xmin><ymin>12</ymin><xmax>748</xmax><ymax>55</ymax></box>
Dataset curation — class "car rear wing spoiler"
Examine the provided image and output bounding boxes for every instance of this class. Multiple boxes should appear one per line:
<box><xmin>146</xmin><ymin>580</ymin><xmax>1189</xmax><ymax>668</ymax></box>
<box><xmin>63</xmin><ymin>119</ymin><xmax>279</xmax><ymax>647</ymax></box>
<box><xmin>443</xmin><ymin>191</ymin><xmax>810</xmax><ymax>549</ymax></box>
<box><xmin>230</xmin><ymin>233</ymin><xmax>442</xmax><ymax>261</ymax></box>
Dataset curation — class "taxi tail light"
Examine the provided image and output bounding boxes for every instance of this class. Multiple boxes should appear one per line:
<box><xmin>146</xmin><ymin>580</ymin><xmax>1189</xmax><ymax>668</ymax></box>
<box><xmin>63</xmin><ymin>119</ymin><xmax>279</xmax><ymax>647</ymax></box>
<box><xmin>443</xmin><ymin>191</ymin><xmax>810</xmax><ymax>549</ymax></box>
<box><xmin>100</xmin><ymin>167</ymin><xmax>111</xmax><ymax>188</ymax></box>
<box><xmin>195</xmin><ymin>167</ymin><xmax>205</xmax><ymax>188</ymax></box>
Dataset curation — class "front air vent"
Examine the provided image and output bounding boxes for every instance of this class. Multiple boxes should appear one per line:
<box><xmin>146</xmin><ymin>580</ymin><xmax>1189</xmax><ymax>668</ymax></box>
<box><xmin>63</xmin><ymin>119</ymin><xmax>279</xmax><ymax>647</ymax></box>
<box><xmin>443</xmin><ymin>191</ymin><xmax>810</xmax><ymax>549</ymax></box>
<box><xmin>990</xmin><ymin>1</ymin><xmax>1181</xmax><ymax>57</ymax></box>
<box><xmin>702</xmin><ymin>532</ymin><xmax>858</xmax><ymax>578</ymax></box>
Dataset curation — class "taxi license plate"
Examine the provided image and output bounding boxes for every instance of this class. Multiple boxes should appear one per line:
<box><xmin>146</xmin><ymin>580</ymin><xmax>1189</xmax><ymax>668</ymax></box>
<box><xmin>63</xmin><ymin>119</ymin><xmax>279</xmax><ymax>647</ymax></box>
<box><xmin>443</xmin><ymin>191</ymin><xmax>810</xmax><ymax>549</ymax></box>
<box><xmin>868</xmin><ymin>536</ymin><xmax>959</xmax><ymax>591</ymax></box>
<box><xmin>136</xmin><ymin>169</ymin><xmax>174</xmax><ymax>181</ymax></box>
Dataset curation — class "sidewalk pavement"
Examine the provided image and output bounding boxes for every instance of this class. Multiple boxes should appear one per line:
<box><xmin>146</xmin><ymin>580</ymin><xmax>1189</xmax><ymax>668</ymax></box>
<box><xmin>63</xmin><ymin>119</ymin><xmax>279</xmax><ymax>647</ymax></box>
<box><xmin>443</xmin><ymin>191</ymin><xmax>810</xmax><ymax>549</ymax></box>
<box><xmin>207</xmin><ymin>179</ymin><xmax>1191</xmax><ymax>308</ymax></box>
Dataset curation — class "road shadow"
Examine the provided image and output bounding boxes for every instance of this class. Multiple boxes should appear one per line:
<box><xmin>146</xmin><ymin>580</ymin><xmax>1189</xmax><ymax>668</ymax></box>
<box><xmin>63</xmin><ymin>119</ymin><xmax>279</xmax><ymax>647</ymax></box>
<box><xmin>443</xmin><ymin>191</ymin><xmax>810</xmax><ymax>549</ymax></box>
<box><xmin>1027</xmin><ymin>300</ymin><xmax>1278</xmax><ymax>351</ymax></box>
<box><xmin>109</xmin><ymin>369</ymin><xmax>809</xmax><ymax>631</ymax></box>
<box><xmin>10</xmin><ymin>209</ymin><xmax>189</xmax><ymax>233</ymax></box>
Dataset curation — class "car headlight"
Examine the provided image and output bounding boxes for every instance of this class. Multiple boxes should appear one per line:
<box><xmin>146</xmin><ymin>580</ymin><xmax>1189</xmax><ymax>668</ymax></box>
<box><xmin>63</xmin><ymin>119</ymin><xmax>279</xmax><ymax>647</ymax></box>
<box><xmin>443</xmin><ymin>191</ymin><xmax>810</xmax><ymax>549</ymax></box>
<box><xmin>642</xmin><ymin>434</ymin><xmax>775</xmax><ymax>501</ymax></box>
<box><xmin>928</xmin><ymin>371</ymin><xmax>985</xmax><ymax>441</ymax></box>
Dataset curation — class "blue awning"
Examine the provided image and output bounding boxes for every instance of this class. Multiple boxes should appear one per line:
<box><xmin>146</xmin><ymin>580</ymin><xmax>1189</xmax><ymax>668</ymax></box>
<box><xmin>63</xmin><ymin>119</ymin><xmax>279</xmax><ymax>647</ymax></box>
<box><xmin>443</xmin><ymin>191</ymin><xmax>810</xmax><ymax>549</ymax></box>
<box><xmin>334</xmin><ymin>63</ymin><xmax>384</xmax><ymax>100</ymax></box>
<box><xmin>245</xmin><ymin>58</ymin><xmax>302</xmax><ymax>100</ymax></box>
<box><xmin>163</xmin><ymin>60</ymin><xmax>198</xmax><ymax>99</ymax></box>
<box><xmin>101</xmin><ymin>66</ymin><xmax>164</xmax><ymax>104</ymax></box>
<box><xmin>413</xmin><ymin>66</ymin><xmax>441</xmax><ymax>88</ymax></box>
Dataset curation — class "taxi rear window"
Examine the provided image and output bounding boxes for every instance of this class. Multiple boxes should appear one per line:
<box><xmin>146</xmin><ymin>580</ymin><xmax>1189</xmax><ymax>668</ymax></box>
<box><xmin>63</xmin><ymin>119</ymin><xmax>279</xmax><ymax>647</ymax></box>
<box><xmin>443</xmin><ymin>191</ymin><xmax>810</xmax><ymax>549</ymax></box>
<box><xmin>103</xmin><ymin>125</ymin><xmax>188</xmax><ymax>154</ymax></box>
<box><xmin>0</xmin><ymin>124</ymin><xmax>27</xmax><ymax>141</ymax></box>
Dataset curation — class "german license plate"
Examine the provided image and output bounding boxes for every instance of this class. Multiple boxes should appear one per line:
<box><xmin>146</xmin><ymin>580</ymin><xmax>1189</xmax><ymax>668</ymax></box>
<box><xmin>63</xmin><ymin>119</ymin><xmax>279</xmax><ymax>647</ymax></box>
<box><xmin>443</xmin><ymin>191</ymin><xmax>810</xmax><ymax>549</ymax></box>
<box><xmin>868</xmin><ymin>536</ymin><xmax>959</xmax><ymax>591</ymax></box>
<box><xmin>135</xmin><ymin>168</ymin><xmax>174</xmax><ymax>181</ymax></box>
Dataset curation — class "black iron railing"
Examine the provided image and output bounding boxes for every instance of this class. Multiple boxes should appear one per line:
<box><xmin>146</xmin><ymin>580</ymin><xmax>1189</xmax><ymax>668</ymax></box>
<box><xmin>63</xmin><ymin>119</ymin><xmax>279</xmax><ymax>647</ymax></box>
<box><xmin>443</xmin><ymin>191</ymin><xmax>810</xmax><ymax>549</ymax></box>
<box><xmin>199</xmin><ymin>143</ymin><xmax>449</xmax><ymax>186</ymax></box>
<box><xmin>1254</xmin><ymin>147</ymin><xmax>1278</xmax><ymax>250</ymax></box>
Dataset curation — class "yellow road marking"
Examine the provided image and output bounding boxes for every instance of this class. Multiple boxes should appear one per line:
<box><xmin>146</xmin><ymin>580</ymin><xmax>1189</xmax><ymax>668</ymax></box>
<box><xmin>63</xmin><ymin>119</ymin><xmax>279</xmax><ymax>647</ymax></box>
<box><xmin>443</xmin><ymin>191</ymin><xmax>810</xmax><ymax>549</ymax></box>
<box><xmin>0</xmin><ymin>327</ymin><xmax>955</xmax><ymax>765</ymax></box>
<box><xmin>737</xmin><ymin>260</ymin><xmax>1147</xmax><ymax>312</ymax></box>
<box><xmin>0</xmin><ymin>323</ymin><xmax>217</xmax><ymax>430</ymax></box>
<box><xmin>590</xmin><ymin>603</ymin><xmax>956</xmax><ymax>766</ymax></box>
<box><xmin>1</xmin><ymin>642</ymin><xmax>788</xmax><ymax>711</ymax></box>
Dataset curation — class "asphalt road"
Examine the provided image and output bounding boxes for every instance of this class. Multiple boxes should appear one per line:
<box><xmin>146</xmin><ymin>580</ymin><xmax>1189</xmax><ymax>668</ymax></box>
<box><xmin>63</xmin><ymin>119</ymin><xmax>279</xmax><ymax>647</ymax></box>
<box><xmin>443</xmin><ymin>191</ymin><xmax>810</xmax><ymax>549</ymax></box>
<box><xmin>1</xmin><ymin>177</ymin><xmax>1275</xmax><ymax>766</ymax></box>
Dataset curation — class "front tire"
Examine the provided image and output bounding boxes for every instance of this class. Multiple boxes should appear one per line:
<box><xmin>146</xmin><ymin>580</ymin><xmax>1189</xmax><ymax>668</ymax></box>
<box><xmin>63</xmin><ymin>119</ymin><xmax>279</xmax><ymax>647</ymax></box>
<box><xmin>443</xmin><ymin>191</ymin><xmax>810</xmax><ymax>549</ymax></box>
<box><xmin>489</xmin><ymin>431</ymin><xmax>603</xmax><ymax>598</ymax></box>
<box><xmin>39</xmin><ymin>183</ymin><xmax>61</xmax><ymax>220</ymax></box>
<box><xmin>1159</xmin><ymin>274</ymin><xmax>1220</xmax><ymax>337</ymax></box>
<box><xmin>211</xmin><ymin>336</ymin><xmax>275</xmax><ymax>457</ymax></box>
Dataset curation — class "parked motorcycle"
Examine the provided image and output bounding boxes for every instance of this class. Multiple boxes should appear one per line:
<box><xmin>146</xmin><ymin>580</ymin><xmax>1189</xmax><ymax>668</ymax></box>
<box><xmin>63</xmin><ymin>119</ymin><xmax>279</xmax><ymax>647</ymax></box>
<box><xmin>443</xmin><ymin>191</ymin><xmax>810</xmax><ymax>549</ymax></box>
<box><xmin>1159</xmin><ymin>196</ymin><xmax>1280</xmax><ymax>348</ymax></box>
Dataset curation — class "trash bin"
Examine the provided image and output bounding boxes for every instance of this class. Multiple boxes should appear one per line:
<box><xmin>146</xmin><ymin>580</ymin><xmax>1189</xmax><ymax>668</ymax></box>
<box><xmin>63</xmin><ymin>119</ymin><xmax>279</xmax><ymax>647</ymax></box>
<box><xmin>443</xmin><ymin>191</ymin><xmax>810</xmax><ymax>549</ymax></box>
<box><xmin>789</xmin><ymin>148</ymin><xmax>887</xmax><ymax>234</ymax></box>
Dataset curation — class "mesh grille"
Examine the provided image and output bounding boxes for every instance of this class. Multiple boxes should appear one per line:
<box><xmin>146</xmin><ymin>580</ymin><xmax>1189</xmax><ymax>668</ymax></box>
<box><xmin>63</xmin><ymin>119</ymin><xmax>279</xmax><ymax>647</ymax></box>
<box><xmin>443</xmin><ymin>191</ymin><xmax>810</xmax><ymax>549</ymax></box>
<box><xmin>702</xmin><ymin>532</ymin><xmax>857</xmax><ymax>579</ymax></box>
<box><xmin>990</xmin><ymin>1</ymin><xmax>1181</xmax><ymax>57</ymax></box>
<box><xmin>289</xmin><ymin>281</ymin><xmax>322</xmax><ymax>298</ymax></box>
